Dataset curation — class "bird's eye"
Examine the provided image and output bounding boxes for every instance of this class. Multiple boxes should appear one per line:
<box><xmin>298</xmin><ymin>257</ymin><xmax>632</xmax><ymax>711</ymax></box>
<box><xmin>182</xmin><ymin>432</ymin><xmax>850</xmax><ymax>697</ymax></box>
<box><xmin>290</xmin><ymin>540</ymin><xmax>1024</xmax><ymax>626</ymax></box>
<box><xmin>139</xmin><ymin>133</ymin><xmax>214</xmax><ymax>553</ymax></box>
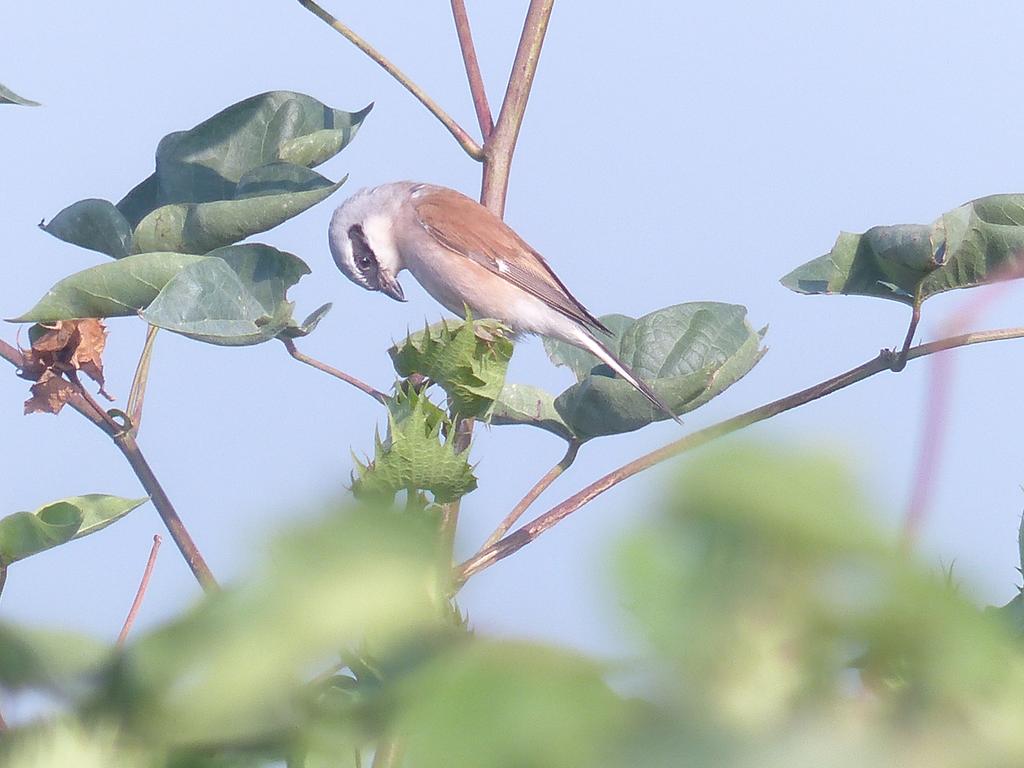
<box><xmin>356</xmin><ymin>254</ymin><xmax>373</xmax><ymax>269</ymax></box>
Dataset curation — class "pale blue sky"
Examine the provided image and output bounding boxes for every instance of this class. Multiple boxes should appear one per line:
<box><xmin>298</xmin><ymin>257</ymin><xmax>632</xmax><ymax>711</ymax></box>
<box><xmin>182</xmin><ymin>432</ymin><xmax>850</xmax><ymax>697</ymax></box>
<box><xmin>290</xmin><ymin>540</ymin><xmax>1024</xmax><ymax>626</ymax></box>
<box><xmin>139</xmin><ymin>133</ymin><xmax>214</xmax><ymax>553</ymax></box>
<box><xmin>3</xmin><ymin>1</ymin><xmax>1024</xmax><ymax>707</ymax></box>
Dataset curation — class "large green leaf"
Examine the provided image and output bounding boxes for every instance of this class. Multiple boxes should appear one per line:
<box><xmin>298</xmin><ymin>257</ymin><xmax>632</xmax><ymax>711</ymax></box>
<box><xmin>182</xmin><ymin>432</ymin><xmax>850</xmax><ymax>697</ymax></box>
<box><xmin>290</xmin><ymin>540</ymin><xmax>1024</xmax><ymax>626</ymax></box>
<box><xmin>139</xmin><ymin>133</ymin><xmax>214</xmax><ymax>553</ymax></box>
<box><xmin>148</xmin><ymin>92</ymin><xmax>370</xmax><ymax>204</ymax></box>
<box><xmin>0</xmin><ymin>495</ymin><xmax>147</xmax><ymax>565</ymax></box>
<box><xmin>9</xmin><ymin>252</ymin><xmax>204</xmax><ymax>322</ymax></box>
<box><xmin>131</xmin><ymin>172</ymin><xmax>344</xmax><ymax>255</ymax></box>
<box><xmin>0</xmin><ymin>82</ymin><xmax>39</xmax><ymax>106</ymax></box>
<box><xmin>390</xmin><ymin>317</ymin><xmax>514</xmax><ymax>419</ymax></box>
<box><xmin>544</xmin><ymin>302</ymin><xmax>765</xmax><ymax>440</ymax></box>
<box><xmin>140</xmin><ymin>244</ymin><xmax>311</xmax><ymax>346</ymax></box>
<box><xmin>42</xmin><ymin>91</ymin><xmax>370</xmax><ymax>257</ymax></box>
<box><xmin>782</xmin><ymin>193</ymin><xmax>1024</xmax><ymax>306</ymax></box>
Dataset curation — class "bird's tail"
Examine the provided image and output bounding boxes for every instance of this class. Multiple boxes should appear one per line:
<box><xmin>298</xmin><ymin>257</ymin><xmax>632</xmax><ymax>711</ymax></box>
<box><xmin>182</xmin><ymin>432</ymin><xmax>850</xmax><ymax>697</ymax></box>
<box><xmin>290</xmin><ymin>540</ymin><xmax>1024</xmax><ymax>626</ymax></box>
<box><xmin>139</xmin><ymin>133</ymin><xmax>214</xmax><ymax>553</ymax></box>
<box><xmin>579</xmin><ymin>333</ymin><xmax>682</xmax><ymax>425</ymax></box>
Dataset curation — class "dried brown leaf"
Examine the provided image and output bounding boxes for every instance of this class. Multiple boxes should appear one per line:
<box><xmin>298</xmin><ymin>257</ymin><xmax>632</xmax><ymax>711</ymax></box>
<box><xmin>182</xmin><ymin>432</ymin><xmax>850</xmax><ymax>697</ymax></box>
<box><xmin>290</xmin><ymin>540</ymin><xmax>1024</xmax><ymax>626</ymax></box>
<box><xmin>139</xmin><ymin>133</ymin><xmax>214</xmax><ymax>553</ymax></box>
<box><xmin>25</xmin><ymin>370</ymin><xmax>76</xmax><ymax>415</ymax></box>
<box><xmin>18</xmin><ymin>319</ymin><xmax>112</xmax><ymax>411</ymax></box>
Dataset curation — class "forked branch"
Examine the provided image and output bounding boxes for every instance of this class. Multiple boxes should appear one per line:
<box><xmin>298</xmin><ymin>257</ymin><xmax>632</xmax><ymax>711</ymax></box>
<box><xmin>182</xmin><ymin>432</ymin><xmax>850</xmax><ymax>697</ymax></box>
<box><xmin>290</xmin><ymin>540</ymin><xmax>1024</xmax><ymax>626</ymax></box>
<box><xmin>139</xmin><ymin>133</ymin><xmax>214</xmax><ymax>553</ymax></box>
<box><xmin>451</xmin><ymin>0</ymin><xmax>494</xmax><ymax>138</ymax></box>
<box><xmin>480</xmin><ymin>0</ymin><xmax>555</xmax><ymax>215</ymax></box>
<box><xmin>296</xmin><ymin>0</ymin><xmax>484</xmax><ymax>160</ymax></box>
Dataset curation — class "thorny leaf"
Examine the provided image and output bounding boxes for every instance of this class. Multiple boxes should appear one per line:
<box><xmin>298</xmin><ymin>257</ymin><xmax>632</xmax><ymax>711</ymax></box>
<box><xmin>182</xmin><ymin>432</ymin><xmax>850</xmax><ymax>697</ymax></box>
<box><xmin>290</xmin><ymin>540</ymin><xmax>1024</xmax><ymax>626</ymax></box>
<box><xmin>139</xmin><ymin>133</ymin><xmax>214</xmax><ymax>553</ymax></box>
<box><xmin>18</xmin><ymin>319</ymin><xmax>110</xmax><ymax>414</ymax></box>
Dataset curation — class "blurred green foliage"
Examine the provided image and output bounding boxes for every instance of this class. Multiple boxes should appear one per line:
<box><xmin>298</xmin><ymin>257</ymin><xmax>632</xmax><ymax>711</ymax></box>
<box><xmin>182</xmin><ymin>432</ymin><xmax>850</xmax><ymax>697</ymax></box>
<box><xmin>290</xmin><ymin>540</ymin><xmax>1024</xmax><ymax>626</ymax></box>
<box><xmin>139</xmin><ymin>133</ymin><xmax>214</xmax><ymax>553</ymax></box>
<box><xmin>2</xmin><ymin>444</ymin><xmax>1022</xmax><ymax>767</ymax></box>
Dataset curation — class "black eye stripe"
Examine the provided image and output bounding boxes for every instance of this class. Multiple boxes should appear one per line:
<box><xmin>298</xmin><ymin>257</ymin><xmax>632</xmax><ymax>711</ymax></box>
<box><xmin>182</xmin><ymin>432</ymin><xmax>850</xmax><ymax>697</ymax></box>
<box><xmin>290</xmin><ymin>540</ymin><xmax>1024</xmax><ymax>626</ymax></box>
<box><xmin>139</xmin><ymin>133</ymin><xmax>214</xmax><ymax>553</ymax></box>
<box><xmin>348</xmin><ymin>224</ymin><xmax>381</xmax><ymax>287</ymax></box>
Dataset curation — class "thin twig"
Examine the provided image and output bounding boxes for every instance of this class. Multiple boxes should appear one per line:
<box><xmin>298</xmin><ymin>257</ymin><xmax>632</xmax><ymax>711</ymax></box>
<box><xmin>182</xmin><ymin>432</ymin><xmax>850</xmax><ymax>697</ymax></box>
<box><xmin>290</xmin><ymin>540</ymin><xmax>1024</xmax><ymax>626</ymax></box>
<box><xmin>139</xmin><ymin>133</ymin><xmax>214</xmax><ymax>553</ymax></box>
<box><xmin>117</xmin><ymin>535</ymin><xmax>163</xmax><ymax>646</ymax></box>
<box><xmin>113</xmin><ymin>431</ymin><xmax>219</xmax><ymax>592</ymax></box>
<box><xmin>451</xmin><ymin>0</ymin><xmax>494</xmax><ymax>138</ymax></box>
<box><xmin>478</xmin><ymin>438</ymin><xmax>580</xmax><ymax>552</ymax></box>
<box><xmin>0</xmin><ymin>338</ymin><xmax>23</xmax><ymax>369</ymax></box>
<box><xmin>295</xmin><ymin>0</ymin><xmax>484</xmax><ymax>161</ymax></box>
<box><xmin>127</xmin><ymin>325</ymin><xmax>159</xmax><ymax>437</ymax></box>
<box><xmin>480</xmin><ymin>0</ymin><xmax>555</xmax><ymax>214</ymax></box>
<box><xmin>281</xmin><ymin>337</ymin><xmax>388</xmax><ymax>405</ymax></box>
<box><xmin>888</xmin><ymin>300</ymin><xmax>922</xmax><ymax>372</ymax></box>
<box><xmin>454</xmin><ymin>325</ymin><xmax>1024</xmax><ymax>585</ymax></box>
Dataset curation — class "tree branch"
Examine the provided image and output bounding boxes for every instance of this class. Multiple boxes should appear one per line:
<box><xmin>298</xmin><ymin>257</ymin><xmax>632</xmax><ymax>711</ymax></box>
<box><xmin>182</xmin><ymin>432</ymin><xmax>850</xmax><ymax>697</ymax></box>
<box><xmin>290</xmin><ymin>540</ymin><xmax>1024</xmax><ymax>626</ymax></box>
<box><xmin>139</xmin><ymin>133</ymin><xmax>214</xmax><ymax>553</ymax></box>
<box><xmin>281</xmin><ymin>337</ymin><xmax>388</xmax><ymax>405</ymax></box>
<box><xmin>113</xmin><ymin>431</ymin><xmax>219</xmax><ymax>592</ymax></box>
<box><xmin>450</xmin><ymin>0</ymin><xmax>494</xmax><ymax>138</ymax></box>
<box><xmin>480</xmin><ymin>0</ymin><xmax>555</xmax><ymax>214</ymax></box>
<box><xmin>3</xmin><ymin>334</ymin><xmax>218</xmax><ymax>591</ymax></box>
<box><xmin>454</xmin><ymin>326</ymin><xmax>1024</xmax><ymax>585</ymax></box>
<box><xmin>296</xmin><ymin>0</ymin><xmax>484</xmax><ymax>161</ymax></box>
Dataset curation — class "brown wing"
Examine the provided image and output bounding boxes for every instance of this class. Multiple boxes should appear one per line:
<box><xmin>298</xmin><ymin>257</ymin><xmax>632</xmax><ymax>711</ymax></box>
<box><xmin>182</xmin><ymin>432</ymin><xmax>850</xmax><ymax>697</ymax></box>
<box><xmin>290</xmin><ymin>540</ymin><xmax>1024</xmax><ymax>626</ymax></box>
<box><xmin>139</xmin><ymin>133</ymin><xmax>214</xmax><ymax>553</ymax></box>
<box><xmin>411</xmin><ymin>185</ymin><xmax>610</xmax><ymax>334</ymax></box>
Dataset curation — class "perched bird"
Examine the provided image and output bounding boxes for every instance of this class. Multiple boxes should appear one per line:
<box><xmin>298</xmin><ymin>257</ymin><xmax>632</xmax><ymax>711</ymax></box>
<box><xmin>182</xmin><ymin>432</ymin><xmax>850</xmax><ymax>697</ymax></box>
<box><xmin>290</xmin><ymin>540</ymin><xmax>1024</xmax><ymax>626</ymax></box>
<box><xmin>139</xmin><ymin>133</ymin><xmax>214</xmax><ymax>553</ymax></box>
<box><xmin>328</xmin><ymin>181</ymin><xmax>678</xmax><ymax>421</ymax></box>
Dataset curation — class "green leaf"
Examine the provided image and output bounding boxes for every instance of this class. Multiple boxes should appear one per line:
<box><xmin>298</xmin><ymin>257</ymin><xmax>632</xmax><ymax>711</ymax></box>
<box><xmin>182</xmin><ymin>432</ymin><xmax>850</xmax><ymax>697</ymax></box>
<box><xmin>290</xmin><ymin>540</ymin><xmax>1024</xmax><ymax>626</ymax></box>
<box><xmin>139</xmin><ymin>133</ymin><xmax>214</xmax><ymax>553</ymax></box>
<box><xmin>0</xmin><ymin>82</ymin><xmax>39</xmax><ymax>106</ymax></box>
<box><xmin>0</xmin><ymin>495</ymin><xmax>146</xmax><ymax>565</ymax></box>
<box><xmin>43</xmin><ymin>92</ymin><xmax>369</xmax><ymax>256</ymax></box>
<box><xmin>782</xmin><ymin>193</ymin><xmax>1024</xmax><ymax>306</ymax></box>
<box><xmin>8</xmin><ymin>252</ymin><xmax>204</xmax><ymax>322</ymax></box>
<box><xmin>151</xmin><ymin>92</ymin><xmax>369</xmax><ymax>204</ymax></box>
<box><xmin>546</xmin><ymin>303</ymin><xmax>765</xmax><ymax>440</ymax></box>
<box><xmin>352</xmin><ymin>388</ymin><xmax>477</xmax><ymax>504</ymax></box>
<box><xmin>488</xmin><ymin>383</ymin><xmax>577</xmax><ymax>441</ymax></box>
<box><xmin>397</xmin><ymin>640</ymin><xmax>630</xmax><ymax>768</ymax></box>
<box><xmin>41</xmin><ymin>199</ymin><xmax>134</xmax><ymax>259</ymax></box>
<box><xmin>131</xmin><ymin>173</ymin><xmax>345</xmax><ymax>255</ymax></box>
<box><xmin>141</xmin><ymin>244</ymin><xmax>310</xmax><ymax>346</ymax></box>
<box><xmin>389</xmin><ymin>317</ymin><xmax>514</xmax><ymax>419</ymax></box>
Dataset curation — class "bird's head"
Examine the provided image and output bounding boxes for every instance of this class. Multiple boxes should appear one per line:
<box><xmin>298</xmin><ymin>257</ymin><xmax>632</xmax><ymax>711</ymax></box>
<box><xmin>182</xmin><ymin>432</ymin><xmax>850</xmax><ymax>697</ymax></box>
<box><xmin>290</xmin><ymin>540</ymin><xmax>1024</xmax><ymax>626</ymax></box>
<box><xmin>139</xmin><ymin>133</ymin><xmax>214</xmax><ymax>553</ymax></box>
<box><xmin>328</xmin><ymin>184</ymin><xmax>410</xmax><ymax>302</ymax></box>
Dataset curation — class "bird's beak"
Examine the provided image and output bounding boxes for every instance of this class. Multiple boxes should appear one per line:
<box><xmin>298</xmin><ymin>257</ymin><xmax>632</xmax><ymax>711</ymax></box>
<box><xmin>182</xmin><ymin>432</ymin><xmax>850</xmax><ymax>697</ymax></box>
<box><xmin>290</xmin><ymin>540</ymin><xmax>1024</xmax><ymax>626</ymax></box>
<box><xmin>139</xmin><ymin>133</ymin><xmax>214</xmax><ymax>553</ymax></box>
<box><xmin>379</xmin><ymin>272</ymin><xmax>406</xmax><ymax>302</ymax></box>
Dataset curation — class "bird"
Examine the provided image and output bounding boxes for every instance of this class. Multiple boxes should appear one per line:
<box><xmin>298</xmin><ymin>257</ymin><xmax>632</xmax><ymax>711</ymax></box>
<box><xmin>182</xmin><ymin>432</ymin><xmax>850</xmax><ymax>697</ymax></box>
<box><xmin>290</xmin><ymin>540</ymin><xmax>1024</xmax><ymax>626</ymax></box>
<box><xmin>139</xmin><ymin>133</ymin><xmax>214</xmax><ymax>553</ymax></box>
<box><xmin>328</xmin><ymin>181</ymin><xmax>679</xmax><ymax>422</ymax></box>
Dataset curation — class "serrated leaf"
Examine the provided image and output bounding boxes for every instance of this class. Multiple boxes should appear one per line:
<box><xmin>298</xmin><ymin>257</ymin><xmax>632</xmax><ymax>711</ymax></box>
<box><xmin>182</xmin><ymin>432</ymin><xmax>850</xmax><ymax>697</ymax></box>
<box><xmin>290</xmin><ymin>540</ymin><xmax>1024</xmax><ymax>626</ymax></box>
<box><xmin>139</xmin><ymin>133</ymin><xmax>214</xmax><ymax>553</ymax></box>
<box><xmin>353</xmin><ymin>389</ymin><xmax>477</xmax><ymax>504</ymax></box>
<box><xmin>141</xmin><ymin>244</ymin><xmax>310</xmax><ymax>346</ymax></box>
<box><xmin>0</xmin><ymin>495</ymin><xmax>146</xmax><ymax>565</ymax></box>
<box><xmin>389</xmin><ymin>317</ymin><xmax>514</xmax><ymax>418</ymax></box>
<box><xmin>546</xmin><ymin>303</ymin><xmax>765</xmax><ymax>440</ymax></box>
<box><xmin>41</xmin><ymin>199</ymin><xmax>133</xmax><ymax>259</ymax></box>
<box><xmin>488</xmin><ymin>383</ymin><xmax>577</xmax><ymax>442</ymax></box>
<box><xmin>8</xmin><ymin>252</ymin><xmax>204</xmax><ymax>322</ymax></box>
<box><xmin>782</xmin><ymin>193</ymin><xmax>1024</xmax><ymax>306</ymax></box>
<box><xmin>131</xmin><ymin>173</ymin><xmax>345</xmax><ymax>255</ymax></box>
<box><xmin>0</xmin><ymin>82</ymin><xmax>39</xmax><ymax>106</ymax></box>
